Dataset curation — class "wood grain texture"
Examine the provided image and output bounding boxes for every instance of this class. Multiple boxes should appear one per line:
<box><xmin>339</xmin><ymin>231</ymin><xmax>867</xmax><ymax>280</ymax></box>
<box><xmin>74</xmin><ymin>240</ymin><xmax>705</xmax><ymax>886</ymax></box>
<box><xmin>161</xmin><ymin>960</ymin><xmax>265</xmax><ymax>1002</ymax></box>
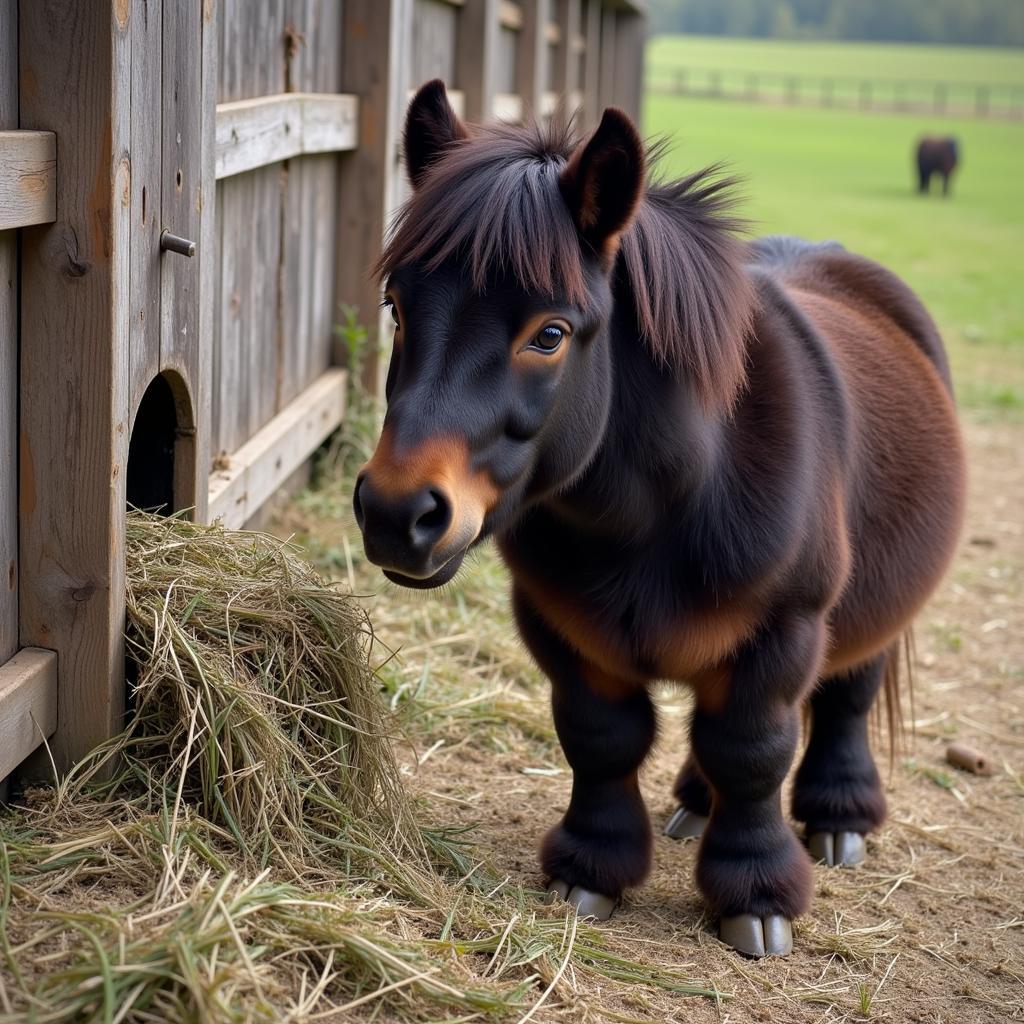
<box><xmin>496</xmin><ymin>26</ymin><xmax>519</xmax><ymax>94</ymax></box>
<box><xmin>412</xmin><ymin>0</ymin><xmax>458</xmax><ymax>85</ymax></box>
<box><xmin>0</xmin><ymin>648</ymin><xmax>58</xmax><ymax>781</ymax></box>
<box><xmin>337</xmin><ymin>0</ymin><xmax>411</xmax><ymax>395</ymax></box>
<box><xmin>18</xmin><ymin>3</ymin><xmax>131</xmax><ymax>772</ymax></box>
<box><xmin>215</xmin><ymin>93</ymin><xmax>358</xmax><ymax>179</ymax></box>
<box><xmin>128</xmin><ymin>0</ymin><xmax>163</xmax><ymax>419</ymax></box>
<box><xmin>0</xmin><ymin>132</ymin><xmax>56</xmax><ymax>231</ymax></box>
<box><xmin>0</xmin><ymin>0</ymin><xmax>16</xmax><ymax>666</ymax></box>
<box><xmin>551</xmin><ymin>0</ymin><xmax>581</xmax><ymax>114</ymax></box>
<box><xmin>454</xmin><ymin>0</ymin><xmax>500</xmax><ymax>122</ymax></box>
<box><xmin>208</xmin><ymin>368</ymin><xmax>346</xmax><ymax>528</ymax></box>
<box><xmin>516</xmin><ymin>0</ymin><xmax>548</xmax><ymax>117</ymax></box>
<box><xmin>611</xmin><ymin>10</ymin><xmax>644</xmax><ymax>124</ymax></box>
<box><xmin>581</xmin><ymin>0</ymin><xmax>601</xmax><ymax>129</ymax></box>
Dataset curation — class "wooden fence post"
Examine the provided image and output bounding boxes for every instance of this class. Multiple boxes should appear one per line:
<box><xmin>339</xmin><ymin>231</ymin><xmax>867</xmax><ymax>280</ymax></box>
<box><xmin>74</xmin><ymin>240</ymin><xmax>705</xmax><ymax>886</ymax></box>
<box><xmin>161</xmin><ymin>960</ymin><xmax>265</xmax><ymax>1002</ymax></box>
<box><xmin>336</xmin><ymin>0</ymin><xmax>411</xmax><ymax>396</ymax></box>
<box><xmin>552</xmin><ymin>0</ymin><xmax>582</xmax><ymax>118</ymax></box>
<box><xmin>0</xmin><ymin>0</ymin><xmax>17</xmax><ymax>670</ymax></box>
<box><xmin>18</xmin><ymin>2</ymin><xmax>132</xmax><ymax>773</ymax></box>
<box><xmin>517</xmin><ymin>0</ymin><xmax>548</xmax><ymax>120</ymax></box>
<box><xmin>456</xmin><ymin>0</ymin><xmax>500</xmax><ymax>123</ymax></box>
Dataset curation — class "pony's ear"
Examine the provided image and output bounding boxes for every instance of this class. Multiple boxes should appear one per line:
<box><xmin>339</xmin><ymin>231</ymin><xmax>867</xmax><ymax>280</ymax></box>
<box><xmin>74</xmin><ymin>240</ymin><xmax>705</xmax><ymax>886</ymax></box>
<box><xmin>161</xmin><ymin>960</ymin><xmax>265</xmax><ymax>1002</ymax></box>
<box><xmin>403</xmin><ymin>79</ymin><xmax>469</xmax><ymax>189</ymax></box>
<box><xmin>559</xmin><ymin>108</ymin><xmax>645</xmax><ymax>255</ymax></box>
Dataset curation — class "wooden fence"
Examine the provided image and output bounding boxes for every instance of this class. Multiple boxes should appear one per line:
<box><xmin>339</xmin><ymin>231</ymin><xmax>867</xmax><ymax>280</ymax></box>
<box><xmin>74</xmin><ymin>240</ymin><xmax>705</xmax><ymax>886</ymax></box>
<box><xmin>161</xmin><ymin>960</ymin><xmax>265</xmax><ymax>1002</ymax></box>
<box><xmin>648</xmin><ymin>65</ymin><xmax>1024</xmax><ymax>119</ymax></box>
<box><xmin>0</xmin><ymin>0</ymin><xmax>645</xmax><ymax>786</ymax></box>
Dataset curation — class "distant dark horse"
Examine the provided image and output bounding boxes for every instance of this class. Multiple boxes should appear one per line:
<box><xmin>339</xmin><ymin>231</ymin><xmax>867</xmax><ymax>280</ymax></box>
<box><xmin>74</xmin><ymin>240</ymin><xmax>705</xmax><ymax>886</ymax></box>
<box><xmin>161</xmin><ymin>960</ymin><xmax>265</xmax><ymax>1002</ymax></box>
<box><xmin>916</xmin><ymin>136</ymin><xmax>959</xmax><ymax>195</ymax></box>
<box><xmin>354</xmin><ymin>81</ymin><xmax>965</xmax><ymax>957</ymax></box>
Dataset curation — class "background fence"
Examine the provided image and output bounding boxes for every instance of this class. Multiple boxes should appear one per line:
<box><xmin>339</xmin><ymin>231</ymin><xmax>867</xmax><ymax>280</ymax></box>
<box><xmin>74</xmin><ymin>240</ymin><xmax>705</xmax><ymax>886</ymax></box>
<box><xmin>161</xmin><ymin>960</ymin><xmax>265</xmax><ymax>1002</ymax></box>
<box><xmin>647</xmin><ymin>65</ymin><xmax>1024</xmax><ymax>118</ymax></box>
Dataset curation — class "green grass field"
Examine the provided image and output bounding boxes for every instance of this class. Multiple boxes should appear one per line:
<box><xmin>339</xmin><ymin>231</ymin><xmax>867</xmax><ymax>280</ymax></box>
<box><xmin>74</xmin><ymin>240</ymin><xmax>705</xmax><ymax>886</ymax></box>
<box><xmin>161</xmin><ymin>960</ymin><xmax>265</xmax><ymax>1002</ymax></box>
<box><xmin>643</xmin><ymin>42</ymin><xmax>1024</xmax><ymax>413</ymax></box>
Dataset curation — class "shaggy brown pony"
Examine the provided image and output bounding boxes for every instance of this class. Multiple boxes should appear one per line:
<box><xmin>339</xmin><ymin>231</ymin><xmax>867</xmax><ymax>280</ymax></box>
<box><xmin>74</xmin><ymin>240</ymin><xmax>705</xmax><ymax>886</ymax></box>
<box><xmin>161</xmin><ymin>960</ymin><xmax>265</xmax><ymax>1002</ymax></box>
<box><xmin>353</xmin><ymin>81</ymin><xmax>966</xmax><ymax>957</ymax></box>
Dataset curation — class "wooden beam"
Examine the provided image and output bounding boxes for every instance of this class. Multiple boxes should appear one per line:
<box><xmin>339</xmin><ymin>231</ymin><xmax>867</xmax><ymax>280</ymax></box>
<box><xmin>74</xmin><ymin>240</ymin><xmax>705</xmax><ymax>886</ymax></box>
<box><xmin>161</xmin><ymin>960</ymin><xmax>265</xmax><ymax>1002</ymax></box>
<box><xmin>581</xmin><ymin>0</ymin><xmax>602</xmax><ymax>130</ymax></box>
<box><xmin>0</xmin><ymin>0</ymin><xmax>18</xmax><ymax>667</ymax></box>
<box><xmin>455</xmin><ymin>0</ymin><xmax>500</xmax><ymax>122</ymax></box>
<box><xmin>338</xmin><ymin>0</ymin><xmax>411</xmax><ymax>397</ymax></box>
<box><xmin>516</xmin><ymin>0</ymin><xmax>547</xmax><ymax>117</ymax></box>
<box><xmin>0</xmin><ymin>649</ymin><xmax>58</xmax><ymax>782</ymax></box>
<box><xmin>208</xmin><ymin>369</ymin><xmax>346</xmax><ymax>529</ymax></box>
<box><xmin>19</xmin><ymin>2</ymin><xmax>131</xmax><ymax>774</ymax></box>
<box><xmin>215</xmin><ymin>93</ymin><xmax>359</xmax><ymax>180</ymax></box>
<box><xmin>611</xmin><ymin>11</ymin><xmax>645</xmax><ymax>125</ymax></box>
<box><xmin>0</xmin><ymin>131</ymin><xmax>56</xmax><ymax>230</ymax></box>
<box><xmin>552</xmin><ymin>0</ymin><xmax>581</xmax><ymax>118</ymax></box>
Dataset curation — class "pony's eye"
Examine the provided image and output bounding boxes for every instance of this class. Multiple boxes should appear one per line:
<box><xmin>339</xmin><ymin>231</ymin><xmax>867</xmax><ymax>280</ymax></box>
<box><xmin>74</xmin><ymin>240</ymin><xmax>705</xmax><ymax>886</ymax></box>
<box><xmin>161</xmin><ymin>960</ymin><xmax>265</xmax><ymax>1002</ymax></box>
<box><xmin>530</xmin><ymin>325</ymin><xmax>565</xmax><ymax>353</ymax></box>
<box><xmin>389</xmin><ymin>303</ymin><xmax>400</xmax><ymax>327</ymax></box>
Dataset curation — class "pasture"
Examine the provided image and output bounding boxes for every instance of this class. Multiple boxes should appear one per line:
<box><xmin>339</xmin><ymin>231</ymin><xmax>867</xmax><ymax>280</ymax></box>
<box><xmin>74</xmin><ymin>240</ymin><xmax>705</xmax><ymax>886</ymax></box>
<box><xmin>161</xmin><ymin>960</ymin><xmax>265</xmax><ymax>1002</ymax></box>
<box><xmin>271</xmin><ymin>41</ymin><xmax>1024</xmax><ymax>1022</ymax></box>
<box><xmin>644</xmin><ymin>90</ymin><xmax>1024</xmax><ymax>413</ymax></box>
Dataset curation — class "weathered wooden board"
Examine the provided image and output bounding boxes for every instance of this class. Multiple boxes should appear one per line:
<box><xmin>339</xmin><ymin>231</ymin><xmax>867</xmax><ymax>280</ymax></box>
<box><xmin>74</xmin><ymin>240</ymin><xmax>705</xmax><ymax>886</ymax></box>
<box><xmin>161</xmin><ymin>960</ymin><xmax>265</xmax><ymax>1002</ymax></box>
<box><xmin>208</xmin><ymin>368</ymin><xmax>346</xmax><ymax>529</ymax></box>
<box><xmin>337</xmin><ymin>0</ymin><xmax>412</xmax><ymax>395</ymax></box>
<box><xmin>0</xmin><ymin>648</ymin><xmax>58</xmax><ymax>782</ymax></box>
<box><xmin>0</xmin><ymin>132</ymin><xmax>56</xmax><ymax>231</ymax></box>
<box><xmin>19</xmin><ymin>3</ymin><xmax>131</xmax><ymax>772</ymax></box>
<box><xmin>454</xmin><ymin>0</ymin><xmax>500</xmax><ymax>121</ymax></box>
<box><xmin>517</xmin><ymin>0</ymin><xmax>548</xmax><ymax>117</ymax></box>
<box><xmin>412</xmin><ymin>0</ymin><xmax>459</xmax><ymax>84</ymax></box>
<box><xmin>0</xmin><ymin>0</ymin><xmax>16</xmax><ymax>666</ymax></box>
<box><xmin>215</xmin><ymin>93</ymin><xmax>358</xmax><ymax>180</ymax></box>
<box><xmin>581</xmin><ymin>0</ymin><xmax>602</xmax><ymax>129</ymax></box>
<box><xmin>213</xmin><ymin>0</ymin><xmax>348</xmax><ymax>488</ymax></box>
<box><xmin>128</xmin><ymin>0</ymin><xmax>163</xmax><ymax>419</ymax></box>
<box><xmin>496</xmin><ymin>26</ymin><xmax>519</xmax><ymax>94</ymax></box>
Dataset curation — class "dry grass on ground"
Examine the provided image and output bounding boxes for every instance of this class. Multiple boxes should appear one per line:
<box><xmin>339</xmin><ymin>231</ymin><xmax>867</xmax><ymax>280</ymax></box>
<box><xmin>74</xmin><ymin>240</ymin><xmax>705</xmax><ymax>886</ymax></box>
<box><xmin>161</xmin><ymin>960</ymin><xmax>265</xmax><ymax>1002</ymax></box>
<box><xmin>273</xmin><ymin>415</ymin><xmax>1024</xmax><ymax>1023</ymax></box>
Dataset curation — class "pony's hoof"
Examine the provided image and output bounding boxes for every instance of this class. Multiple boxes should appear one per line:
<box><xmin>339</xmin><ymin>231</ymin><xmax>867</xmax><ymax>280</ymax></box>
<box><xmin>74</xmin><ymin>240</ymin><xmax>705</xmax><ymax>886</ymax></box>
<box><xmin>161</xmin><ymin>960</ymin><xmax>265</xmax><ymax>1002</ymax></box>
<box><xmin>719</xmin><ymin>914</ymin><xmax>793</xmax><ymax>958</ymax></box>
<box><xmin>663</xmin><ymin>806</ymin><xmax>708</xmax><ymax>840</ymax></box>
<box><xmin>546</xmin><ymin>880</ymin><xmax>617</xmax><ymax>920</ymax></box>
<box><xmin>807</xmin><ymin>830</ymin><xmax>865</xmax><ymax>867</ymax></box>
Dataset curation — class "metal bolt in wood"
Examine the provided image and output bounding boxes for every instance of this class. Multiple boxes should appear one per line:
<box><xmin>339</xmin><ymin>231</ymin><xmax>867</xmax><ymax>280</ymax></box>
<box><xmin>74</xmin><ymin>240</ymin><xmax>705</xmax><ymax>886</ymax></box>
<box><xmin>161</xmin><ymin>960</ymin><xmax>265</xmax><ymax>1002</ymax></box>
<box><xmin>160</xmin><ymin>230</ymin><xmax>196</xmax><ymax>257</ymax></box>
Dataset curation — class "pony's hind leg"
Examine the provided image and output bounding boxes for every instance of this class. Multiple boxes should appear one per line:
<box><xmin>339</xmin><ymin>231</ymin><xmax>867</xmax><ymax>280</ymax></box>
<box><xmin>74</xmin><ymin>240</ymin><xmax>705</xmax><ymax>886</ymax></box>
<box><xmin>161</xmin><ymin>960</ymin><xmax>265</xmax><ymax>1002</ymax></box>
<box><xmin>791</xmin><ymin>654</ymin><xmax>888</xmax><ymax>867</ymax></box>
<box><xmin>690</xmin><ymin>612</ymin><xmax>822</xmax><ymax>957</ymax></box>
<box><xmin>664</xmin><ymin>753</ymin><xmax>711</xmax><ymax>840</ymax></box>
<box><xmin>514</xmin><ymin>589</ymin><xmax>656</xmax><ymax>920</ymax></box>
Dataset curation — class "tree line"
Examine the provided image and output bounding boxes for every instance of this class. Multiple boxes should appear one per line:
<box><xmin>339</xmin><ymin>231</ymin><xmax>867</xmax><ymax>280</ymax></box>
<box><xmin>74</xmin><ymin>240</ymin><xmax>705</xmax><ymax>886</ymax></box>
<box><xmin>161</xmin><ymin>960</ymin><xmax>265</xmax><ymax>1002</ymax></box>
<box><xmin>649</xmin><ymin>0</ymin><xmax>1024</xmax><ymax>47</ymax></box>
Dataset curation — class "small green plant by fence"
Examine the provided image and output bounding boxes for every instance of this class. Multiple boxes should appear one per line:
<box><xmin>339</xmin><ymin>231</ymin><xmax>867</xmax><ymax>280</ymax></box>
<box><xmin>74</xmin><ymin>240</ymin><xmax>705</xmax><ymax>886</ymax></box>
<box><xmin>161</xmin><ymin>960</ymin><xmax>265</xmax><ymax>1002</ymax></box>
<box><xmin>647</xmin><ymin>65</ymin><xmax>1024</xmax><ymax>118</ymax></box>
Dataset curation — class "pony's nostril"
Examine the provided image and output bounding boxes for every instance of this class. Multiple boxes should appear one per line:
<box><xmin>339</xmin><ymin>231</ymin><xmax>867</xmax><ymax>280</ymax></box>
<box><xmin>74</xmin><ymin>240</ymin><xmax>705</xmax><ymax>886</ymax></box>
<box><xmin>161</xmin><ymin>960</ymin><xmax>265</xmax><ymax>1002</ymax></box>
<box><xmin>410</xmin><ymin>488</ymin><xmax>452</xmax><ymax>548</ymax></box>
<box><xmin>352</xmin><ymin>475</ymin><xmax>367</xmax><ymax>529</ymax></box>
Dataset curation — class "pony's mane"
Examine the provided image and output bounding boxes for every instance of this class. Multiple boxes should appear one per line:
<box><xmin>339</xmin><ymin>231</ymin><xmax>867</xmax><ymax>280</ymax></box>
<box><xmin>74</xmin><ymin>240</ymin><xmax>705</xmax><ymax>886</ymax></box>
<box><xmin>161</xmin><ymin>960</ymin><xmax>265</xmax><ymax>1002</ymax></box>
<box><xmin>378</xmin><ymin>121</ymin><xmax>756</xmax><ymax>412</ymax></box>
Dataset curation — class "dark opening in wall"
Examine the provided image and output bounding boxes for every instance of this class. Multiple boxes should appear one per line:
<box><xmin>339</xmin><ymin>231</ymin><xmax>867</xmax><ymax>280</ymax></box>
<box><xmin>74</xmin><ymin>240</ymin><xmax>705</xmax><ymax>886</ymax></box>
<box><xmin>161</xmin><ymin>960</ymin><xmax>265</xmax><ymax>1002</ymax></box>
<box><xmin>127</xmin><ymin>375</ymin><xmax>177</xmax><ymax>514</ymax></box>
<box><xmin>127</xmin><ymin>371</ymin><xmax>196</xmax><ymax>516</ymax></box>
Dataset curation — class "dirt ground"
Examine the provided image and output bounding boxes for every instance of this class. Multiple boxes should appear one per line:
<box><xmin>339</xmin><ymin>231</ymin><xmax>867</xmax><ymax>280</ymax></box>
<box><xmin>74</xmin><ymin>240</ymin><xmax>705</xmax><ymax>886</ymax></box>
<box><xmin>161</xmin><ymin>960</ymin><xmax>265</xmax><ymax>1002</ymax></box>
<box><xmin>313</xmin><ymin>414</ymin><xmax>1020</xmax><ymax>1024</ymax></box>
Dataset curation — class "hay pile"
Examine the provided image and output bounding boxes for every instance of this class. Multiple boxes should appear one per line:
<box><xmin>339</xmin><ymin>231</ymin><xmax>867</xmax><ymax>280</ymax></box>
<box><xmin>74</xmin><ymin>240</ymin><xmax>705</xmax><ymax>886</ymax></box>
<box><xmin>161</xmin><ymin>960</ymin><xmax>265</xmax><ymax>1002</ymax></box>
<box><xmin>0</xmin><ymin>512</ymin><xmax>712</xmax><ymax>1023</ymax></box>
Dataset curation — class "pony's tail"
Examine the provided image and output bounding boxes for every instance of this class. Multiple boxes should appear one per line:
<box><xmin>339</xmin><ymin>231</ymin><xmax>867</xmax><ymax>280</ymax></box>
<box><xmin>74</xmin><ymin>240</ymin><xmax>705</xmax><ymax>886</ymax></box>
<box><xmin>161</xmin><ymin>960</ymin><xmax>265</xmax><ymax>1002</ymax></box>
<box><xmin>877</xmin><ymin>630</ymin><xmax>915</xmax><ymax>771</ymax></box>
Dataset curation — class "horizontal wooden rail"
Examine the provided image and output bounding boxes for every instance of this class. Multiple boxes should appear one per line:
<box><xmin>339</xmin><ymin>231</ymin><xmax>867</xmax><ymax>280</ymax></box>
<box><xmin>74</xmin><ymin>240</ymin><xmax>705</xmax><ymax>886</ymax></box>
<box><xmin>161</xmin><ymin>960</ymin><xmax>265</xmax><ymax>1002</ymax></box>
<box><xmin>208</xmin><ymin>368</ymin><xmax>347</xmax><ymax>529</ymax></box>
<box><xmin>0</xmin><ymin>648</ymin><xmax>58</xmax><ymax>781</ymax></box>
<box><xmin>215</xmin><ymin>93</ymin><xmax>358</xmax><ymax>180</ymax></box>
<box><xmin>0</xmin><ymin>131</ymin><xmax>56</xmax><ymax>231</ymax></box>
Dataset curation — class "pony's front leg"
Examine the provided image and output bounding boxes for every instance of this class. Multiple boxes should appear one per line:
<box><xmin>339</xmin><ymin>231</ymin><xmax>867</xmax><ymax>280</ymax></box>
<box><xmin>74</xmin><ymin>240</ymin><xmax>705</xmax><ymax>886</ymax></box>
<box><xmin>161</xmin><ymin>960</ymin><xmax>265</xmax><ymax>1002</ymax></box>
<box><xmin>513</xmin><ymin>589</ymin><xmax>656</xmax><ymax>920</ymax></box>
<box><xmin>691</xmin><ymin>612</ymin><xmax>823</xmax><ymax>957</ymax></box>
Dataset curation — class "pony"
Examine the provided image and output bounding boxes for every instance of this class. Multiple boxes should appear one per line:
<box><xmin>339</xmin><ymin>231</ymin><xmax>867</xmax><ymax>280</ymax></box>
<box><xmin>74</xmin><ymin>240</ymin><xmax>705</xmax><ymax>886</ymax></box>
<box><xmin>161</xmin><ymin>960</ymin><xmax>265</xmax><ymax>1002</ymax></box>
<box><xmin>353</xmin><ymin>80</ymin><xmax>965</xmax><ymax>957</ymax></box>
<box><xmin>916</xmin><ymin>136</ymin><xmax>959</xmax><ymax>196</ymax></box>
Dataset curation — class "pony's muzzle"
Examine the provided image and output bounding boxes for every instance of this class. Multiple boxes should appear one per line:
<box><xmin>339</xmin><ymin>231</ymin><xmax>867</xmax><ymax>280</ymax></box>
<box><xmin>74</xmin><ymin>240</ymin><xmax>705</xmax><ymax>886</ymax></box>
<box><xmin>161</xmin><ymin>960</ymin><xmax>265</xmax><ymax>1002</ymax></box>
<box><xmin>354</xmin><ymin>430</ymin><xmax>499</xmax><ymax>587</ymax></box>
<box><xmin>353</xmin><ymin>472</ymin><xmax>451</xmax><ymax>568</ymax></box>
